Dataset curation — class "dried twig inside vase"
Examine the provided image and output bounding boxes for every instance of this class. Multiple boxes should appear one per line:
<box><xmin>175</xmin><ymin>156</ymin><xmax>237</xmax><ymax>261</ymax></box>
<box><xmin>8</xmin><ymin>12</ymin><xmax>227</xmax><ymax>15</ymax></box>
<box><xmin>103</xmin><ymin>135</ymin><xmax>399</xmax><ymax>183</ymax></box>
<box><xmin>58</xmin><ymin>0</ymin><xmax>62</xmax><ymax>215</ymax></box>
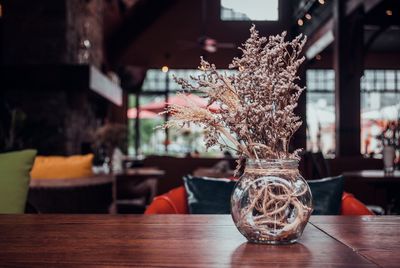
<box><xmin>236</xmin><ymin>166</ymin><xmax>312</xmax><ymax>242</ymax></box>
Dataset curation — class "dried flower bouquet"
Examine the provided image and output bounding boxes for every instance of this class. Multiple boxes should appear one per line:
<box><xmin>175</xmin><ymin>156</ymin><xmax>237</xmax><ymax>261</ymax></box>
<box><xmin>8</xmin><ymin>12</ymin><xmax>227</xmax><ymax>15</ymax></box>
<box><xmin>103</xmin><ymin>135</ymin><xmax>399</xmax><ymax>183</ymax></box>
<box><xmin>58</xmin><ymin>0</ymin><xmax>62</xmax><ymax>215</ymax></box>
<box><xmin>163</xmin><ymin>26</ymin><xmax>312</xmax><ymax>242</ymax></box>
<box><xmin>166</xmin><ymin>26</ymin><xmax>305</xmax><ymax>162</ymax></box>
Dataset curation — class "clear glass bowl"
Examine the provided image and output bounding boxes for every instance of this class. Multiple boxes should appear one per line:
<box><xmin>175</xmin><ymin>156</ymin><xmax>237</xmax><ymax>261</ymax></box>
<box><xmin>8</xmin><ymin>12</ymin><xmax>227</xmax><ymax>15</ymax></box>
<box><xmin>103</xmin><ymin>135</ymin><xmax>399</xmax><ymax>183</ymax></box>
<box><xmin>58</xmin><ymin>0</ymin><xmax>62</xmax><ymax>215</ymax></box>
<box><xmin>231</xmin><ymin>159</ymin><xmax>313</xmax><ymax>244</ymax></box>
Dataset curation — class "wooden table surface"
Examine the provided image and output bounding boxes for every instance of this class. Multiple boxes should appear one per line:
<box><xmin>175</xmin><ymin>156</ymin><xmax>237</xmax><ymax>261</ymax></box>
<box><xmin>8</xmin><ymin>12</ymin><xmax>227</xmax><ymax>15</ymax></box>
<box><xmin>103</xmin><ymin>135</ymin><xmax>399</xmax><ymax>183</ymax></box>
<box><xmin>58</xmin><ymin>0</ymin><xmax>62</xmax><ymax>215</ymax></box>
<box><xmin>343</xmin><ymin>170</ymin><xmax>400</xmax><ymax>183</ymax></box>
<box><xmin>0</xmin><ymin>215</ymin><xmax>398</xmax><ymax>267</ymax></box>
<box><xmin>343</xmin><ymin>170</ymin><xmax>400</xmax><ymax>212</ymax></box>
<box><xmin>115</xmin><ymin>168</ymin><xmax>165</xmax><ymax>207</ymax></box>
<box><xmin>116</xmin><ymin>167</ymin><xmax>165</xmax><ymax>179</ymax></box>
<box><xmin>312</xmin><ymin>216</ymin><xmax>400</xmax><ymax>267</ymax></box>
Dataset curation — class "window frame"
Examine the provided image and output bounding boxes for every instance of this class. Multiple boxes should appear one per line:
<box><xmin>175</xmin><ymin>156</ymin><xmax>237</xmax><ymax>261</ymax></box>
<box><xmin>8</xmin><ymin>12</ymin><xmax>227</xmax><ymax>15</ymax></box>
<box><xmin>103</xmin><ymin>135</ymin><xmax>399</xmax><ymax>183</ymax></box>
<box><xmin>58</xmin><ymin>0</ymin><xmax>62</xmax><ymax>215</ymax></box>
<box><xmin>219</xmin><ymin>0</ymin><xmax>279</xmax><ymax>21</ymax></box>
<box><xmin>306</xmin><ymin>69</ymin><xmax>400</xmax><ymax>158</ymax></box>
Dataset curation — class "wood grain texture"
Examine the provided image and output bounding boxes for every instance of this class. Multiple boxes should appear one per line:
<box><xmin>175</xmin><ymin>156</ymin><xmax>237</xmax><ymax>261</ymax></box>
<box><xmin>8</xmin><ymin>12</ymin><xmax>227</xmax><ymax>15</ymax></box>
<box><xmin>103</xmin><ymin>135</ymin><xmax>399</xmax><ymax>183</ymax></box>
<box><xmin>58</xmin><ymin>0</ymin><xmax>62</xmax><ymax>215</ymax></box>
<box><xmin>0</xmin><ymin>215</ymin><xmax>382</xmax><ymax>267</ymax></box>
<box><xmin>310</xmin><ymin>216</ymin><xmax>400</xmax><ymax>268</ymax></box>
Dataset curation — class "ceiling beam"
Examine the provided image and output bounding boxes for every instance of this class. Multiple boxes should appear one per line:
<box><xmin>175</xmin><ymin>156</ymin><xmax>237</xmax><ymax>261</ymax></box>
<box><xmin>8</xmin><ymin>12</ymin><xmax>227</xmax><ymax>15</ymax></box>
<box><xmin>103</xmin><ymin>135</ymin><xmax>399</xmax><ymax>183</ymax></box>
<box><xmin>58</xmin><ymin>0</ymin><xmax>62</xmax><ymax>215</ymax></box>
<box><xmin>304</xmin><ymin>0</ymin><xmax>383</xmax><ymax>58</ymax></box>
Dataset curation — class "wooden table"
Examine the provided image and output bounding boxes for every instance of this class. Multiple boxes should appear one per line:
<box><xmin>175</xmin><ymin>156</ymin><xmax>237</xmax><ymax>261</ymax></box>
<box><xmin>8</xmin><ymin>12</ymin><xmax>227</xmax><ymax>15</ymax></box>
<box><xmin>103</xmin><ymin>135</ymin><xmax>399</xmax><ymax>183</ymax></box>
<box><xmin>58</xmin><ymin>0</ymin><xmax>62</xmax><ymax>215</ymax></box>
<box><xmin>343</xmin><ymin>170</ymin><xmax>400</xmax><ymax>183</ymax></box>
<box><xmin>116</xmin><ymin>167</ymin><xmax>166</xmax><ymax>180</ymax></box>
<box><xmin>0</xmin><ymin>215</ymin><xmax>398</xmax><ymax>267</ymax></box>
<box><xmin>28</xmin><ymin>175</ymin><xmax>114</xmax><ymax>213</ymax></box>
<box><xmin>115</xmin><ymin>168</ymin><xmax>165</xmax><ymax>213</ymax></box>
<box><xmin>30</xmin><ymin>175</ymin><xmax>114</xmax><ymax>188</ymax></box>
<box><xmin>343</xmin><ymin>170</ymin><xmax>400</xmax><ymax>213</ymax></box>
<box><xmin>312</xmin><ymin>216</ymin><xmax>400</xmax><ymax>267</ymax></box>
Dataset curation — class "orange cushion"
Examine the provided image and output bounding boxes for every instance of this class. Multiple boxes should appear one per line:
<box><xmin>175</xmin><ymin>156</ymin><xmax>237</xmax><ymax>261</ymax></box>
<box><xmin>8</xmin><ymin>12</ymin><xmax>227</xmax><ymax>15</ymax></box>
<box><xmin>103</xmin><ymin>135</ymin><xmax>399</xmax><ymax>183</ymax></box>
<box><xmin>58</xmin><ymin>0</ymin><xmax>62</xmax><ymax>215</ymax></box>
<box><xmin>341</xmin><ymin>192</ymin><xmax>374</xmax><ymax>215</ymax></box>
<box><xmin>31</xmin><ymin>154</ymin><xmax>94</xmax><ymax>179</ymax></box>
<box><xmin>145</xmin><ymin>186</ymin><xmax>188</xmax><ymax>214</ymax></box>
<box><xmin>147</xmin><ymin>188</ymin><xmax>374</xmax><ymax>216</ymax></box>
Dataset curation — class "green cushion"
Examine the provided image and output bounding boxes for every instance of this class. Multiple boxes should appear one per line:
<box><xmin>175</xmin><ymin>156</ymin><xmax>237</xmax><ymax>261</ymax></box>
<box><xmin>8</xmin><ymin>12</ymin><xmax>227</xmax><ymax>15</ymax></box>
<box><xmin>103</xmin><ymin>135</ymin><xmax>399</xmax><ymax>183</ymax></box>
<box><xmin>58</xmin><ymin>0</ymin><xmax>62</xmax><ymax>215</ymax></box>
<box><xmin>0</xmin><ymin>150</ymin><xmax>37</xmax><ymax>213</ymax></box>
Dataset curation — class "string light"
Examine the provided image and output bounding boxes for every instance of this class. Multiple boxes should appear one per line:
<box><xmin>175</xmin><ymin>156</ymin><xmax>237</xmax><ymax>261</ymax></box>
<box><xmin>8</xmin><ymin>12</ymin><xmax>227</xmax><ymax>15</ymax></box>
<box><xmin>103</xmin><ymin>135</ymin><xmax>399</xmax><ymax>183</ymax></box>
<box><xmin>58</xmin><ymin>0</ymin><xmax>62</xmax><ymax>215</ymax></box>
<box><xmin>305</xmin><ymin>13</ymin><xmax>312</xmax><ymax>20</ymax></box>
<box><xmin>386</xmin><ymin>10</ymin><xmax>393</xmax><ymax>16</ymax></box>
<box><xmin>318</xmin><ymin>0</ymin><xmax>325</xmax><ymax>4</ymax></box>
<box><xmin>297</xmin><ymin>18</ymin><xmax>304</xmax><ymax>26</ymax></box>
<box><xmin>161</xmin><ymin>66</ymin><xmax>169</xmax><ymax>73</ymax></box>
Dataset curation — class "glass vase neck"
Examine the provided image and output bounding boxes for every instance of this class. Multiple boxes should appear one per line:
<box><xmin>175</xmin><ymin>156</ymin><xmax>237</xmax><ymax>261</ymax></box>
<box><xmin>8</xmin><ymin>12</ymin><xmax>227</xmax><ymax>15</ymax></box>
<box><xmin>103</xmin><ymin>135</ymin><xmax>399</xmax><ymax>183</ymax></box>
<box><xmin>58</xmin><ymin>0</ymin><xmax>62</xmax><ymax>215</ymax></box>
<box><xmin>246</xmin><ymin>159</ymin><xmax>298</xmax><ymax>168</ymax></box>
<box><xmin>244</xmin><ymin>159</ymin><xmax>299</xmax><ymax>175</ymax></box>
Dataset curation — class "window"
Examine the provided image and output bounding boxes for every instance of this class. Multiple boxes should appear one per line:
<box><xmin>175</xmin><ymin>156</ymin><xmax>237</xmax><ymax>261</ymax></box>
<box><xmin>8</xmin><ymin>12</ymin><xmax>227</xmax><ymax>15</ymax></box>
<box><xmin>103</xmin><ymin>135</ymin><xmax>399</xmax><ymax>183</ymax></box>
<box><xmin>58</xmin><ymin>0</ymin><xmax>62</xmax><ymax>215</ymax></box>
<box><xmin>133</xmin><ymin>69</ymin><xmax>400</xmax><ymax>158</ymax></box>
<box><xmin>220</xmin><ymin>0</ymin><xmax>279</xmax><ymax>21</ymax></box>
<box><xmin>128</xmin><ymin>69</ymin><xmax>233</xmax><ymax>157</ymax></box>
<box><xmin>127</xmin><ymin>95</ymin><xmax>166</xmax><ymax>156</ymax></box>
<box><xmin>306</xmin><ymin>69</ymin><xmax>400</xmax><ymax>158</ymax></box>
<box><xmin>306</xmin><ymin>70</ymin><xmax>335</xmax><ymax>157</ymax></box>
<box><xmin>142</xmin><ymin>69</ymin><xmax>205</xmax><ymax>92</ymax></box>
<box><xmin>361</xmin><ymin>70</ymin><xmax>400</xmax><ymax>157</ymax></box>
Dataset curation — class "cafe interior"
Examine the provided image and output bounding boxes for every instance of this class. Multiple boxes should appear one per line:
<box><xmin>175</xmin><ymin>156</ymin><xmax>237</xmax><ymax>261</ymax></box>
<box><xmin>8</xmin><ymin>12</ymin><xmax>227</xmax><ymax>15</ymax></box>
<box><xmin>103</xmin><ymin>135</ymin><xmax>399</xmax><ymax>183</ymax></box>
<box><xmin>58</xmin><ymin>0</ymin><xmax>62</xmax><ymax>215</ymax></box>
<box><xmin>0</xmin><ymin>0</ymin><xmax>400</xmax><ymax>266</ymax></box>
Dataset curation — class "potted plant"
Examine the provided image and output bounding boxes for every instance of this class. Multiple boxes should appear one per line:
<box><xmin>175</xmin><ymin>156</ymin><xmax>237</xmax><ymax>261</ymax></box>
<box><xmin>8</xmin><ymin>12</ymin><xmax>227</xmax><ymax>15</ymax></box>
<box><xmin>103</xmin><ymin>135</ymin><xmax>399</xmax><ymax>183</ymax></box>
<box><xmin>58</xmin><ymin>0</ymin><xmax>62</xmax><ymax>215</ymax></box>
<box><xmin>379</xmin><ymin>120</ymin><xmax>400</xmax><ymax>173</ymax></box>
<box><xmin>92</xmin><ymin>123</ymin><xmax>127</xmax><ymax>173</ymax></box>
<box><xmin>163</xmin><ymin>26</ymin><xmax>312</xmax><ymax>244</ymax></box>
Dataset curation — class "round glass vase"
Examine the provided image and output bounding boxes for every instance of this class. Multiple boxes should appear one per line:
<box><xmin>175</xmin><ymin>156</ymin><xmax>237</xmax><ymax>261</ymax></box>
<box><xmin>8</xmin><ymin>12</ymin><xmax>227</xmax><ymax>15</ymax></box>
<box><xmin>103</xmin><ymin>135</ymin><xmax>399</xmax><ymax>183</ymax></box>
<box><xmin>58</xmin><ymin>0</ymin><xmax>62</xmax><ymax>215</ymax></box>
<box><xmin>231</xmin><ymin>159</ymin><xmax>313</xmax><ymax>244</ymax></box>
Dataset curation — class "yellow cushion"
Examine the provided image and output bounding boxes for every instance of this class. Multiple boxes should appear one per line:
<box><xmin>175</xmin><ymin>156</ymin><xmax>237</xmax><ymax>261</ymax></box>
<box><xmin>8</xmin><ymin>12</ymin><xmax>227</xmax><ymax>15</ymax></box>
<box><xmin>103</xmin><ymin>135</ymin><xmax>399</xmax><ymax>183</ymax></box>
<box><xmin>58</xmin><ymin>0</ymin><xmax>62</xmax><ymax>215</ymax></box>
<box><xmin>31</xmin><ymin>154</ymin><xmax>94</xmax><ymax>179</ymax></box>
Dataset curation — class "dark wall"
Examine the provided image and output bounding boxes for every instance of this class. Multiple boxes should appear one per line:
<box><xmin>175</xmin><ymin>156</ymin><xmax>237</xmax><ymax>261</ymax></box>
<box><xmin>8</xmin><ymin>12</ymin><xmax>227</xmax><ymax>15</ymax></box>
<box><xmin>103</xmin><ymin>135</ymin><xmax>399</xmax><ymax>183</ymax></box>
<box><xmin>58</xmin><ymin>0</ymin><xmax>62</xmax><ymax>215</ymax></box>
<box><xmin>0</xmin><ymin>89</ymin><xmax>103</xmax><ymax>155</ymax></box>
<box><xmin>0</xmin><ymin>0</ymin><xmax>109</xmax><ymax>155</ymax></box>
<box><xmin>1</xmin><ymin>0</ymin><xmax>103</xmax><ymax>67</ymax></box>
<box><xmin>1</xmin><ymin>0</ymin><xmax>67</xmax><ymax>64</ymax></box>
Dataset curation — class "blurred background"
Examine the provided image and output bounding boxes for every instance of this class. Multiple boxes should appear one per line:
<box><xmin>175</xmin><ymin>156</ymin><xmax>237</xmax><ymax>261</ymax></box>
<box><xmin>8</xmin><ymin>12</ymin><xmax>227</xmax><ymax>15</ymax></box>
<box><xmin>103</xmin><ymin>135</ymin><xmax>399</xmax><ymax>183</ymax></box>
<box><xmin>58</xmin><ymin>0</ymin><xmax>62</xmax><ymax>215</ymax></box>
<box><xmin>0</xmin><ymin>0</ymin><xmax>399</xmax><ymax>214</ymax></box>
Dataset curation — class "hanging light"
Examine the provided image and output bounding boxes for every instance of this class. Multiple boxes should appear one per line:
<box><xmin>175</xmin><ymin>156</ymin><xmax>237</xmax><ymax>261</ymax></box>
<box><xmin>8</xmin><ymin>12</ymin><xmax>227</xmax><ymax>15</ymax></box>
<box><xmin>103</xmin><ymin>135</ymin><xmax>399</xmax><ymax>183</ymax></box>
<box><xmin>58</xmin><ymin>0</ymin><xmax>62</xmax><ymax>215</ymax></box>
<box><xmin>318</xmin><ymin>0</ymin><xmax>325</xmax><ymax>4</ymax></box>
<box><xmin>200</xmin><ymin>37</ymin><xmax>217</xmax><ymax>53</ymax></box>
<box><xmin>305</xmin><ymin>13</ymin><xmax>312</xmax><ymax>20</ymax></box>
<box><xmin>297</xmin><ymin>18</ymin><xmax>304</xmax><ymax>26</ymax></box>
<box><xmin>161</xmin><ymin>66</ymin><xmax>169</xmax><ymax>73</ymax></box>
<box><xmin>386</xmin><ymin>9</ymin><xmax>393</xmax><ymax>16</ymax></box>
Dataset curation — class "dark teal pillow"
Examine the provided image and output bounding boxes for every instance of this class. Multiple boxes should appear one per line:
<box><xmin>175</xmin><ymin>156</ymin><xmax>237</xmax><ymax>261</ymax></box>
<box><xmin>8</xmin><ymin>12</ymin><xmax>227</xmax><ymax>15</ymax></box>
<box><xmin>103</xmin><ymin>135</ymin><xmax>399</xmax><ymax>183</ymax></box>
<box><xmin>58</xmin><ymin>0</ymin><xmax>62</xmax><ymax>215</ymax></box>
<box><xmin>183</xmin><ymin>175</ymin><xmax>236</xmax><ymax>214</ymax></box>
<box><xmin>0</xmin><ymin>149</ymin><xmax>37</xmax><ymax>213</ymax></box>
<box><xmin>307</xmin><ymin>175</ymin><xmax>344</xmax><ymax>215</ymax></box>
